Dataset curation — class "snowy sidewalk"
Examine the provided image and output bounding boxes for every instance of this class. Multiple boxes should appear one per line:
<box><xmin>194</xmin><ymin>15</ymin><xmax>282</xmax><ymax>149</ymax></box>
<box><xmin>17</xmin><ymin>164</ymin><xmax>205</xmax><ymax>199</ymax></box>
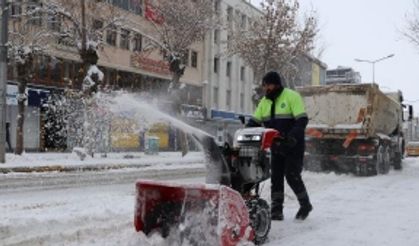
<box><xmin>0</xmin><ymin>151</ymin><xmax>206</xmax><ymax>174</ymax></box>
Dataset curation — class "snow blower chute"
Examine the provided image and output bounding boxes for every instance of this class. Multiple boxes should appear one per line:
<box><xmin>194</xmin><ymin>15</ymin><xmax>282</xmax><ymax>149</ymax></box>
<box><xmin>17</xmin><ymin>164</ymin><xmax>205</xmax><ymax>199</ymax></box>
<box><xmin>134</xmin><ymin>127</ymin><xmax>279</xmax><ymax>245</ymax></box>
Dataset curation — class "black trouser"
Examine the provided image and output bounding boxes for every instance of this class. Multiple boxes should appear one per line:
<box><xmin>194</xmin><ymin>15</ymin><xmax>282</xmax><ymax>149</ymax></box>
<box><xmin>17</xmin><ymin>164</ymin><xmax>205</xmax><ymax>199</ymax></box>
<box><xmin>271</xmin><ymin>153</ymin><xmax>311</xmax><ymax>213</ymax></box>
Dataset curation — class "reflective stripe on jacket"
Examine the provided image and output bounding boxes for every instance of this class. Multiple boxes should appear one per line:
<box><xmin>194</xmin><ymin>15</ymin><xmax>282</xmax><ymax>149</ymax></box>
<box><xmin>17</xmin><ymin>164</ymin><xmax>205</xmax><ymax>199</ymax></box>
<box><xmin>251</xmin><ymin>88</ymin><xmax>308</xmax><ymax>156</ymax></box>
<box><xmin>252</xmin><ymin>88</ymin><xmax>307</xmax><ymax>132</ymax></box>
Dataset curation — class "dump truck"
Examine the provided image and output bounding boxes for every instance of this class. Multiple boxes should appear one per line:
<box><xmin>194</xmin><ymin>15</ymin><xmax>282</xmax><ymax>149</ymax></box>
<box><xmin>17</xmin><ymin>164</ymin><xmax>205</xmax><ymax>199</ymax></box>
<box><xmin>297</xmin><ymin>83</ymin><xmax>410</xmax><ymax>176</ymax></box>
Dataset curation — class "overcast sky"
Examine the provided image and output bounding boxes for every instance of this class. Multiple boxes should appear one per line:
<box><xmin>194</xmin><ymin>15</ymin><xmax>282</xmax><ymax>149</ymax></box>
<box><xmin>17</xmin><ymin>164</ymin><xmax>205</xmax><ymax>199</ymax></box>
<box><xmin>251</xmin><ymin>0</ymin><xmax>419</xmax><ymax>115</ymax></box>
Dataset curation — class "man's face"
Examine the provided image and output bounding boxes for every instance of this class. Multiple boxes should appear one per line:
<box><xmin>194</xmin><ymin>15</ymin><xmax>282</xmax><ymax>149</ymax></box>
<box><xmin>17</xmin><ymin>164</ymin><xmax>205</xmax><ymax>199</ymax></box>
<box><xmin>263</xmin><ymin>83</ymin><xmax>277</xmax><ymax>95</ymax></box>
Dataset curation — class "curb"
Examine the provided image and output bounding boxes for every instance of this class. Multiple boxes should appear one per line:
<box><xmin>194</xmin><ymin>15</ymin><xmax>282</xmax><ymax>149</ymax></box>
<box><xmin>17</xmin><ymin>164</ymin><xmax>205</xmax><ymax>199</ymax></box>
<box><xmin>0</xmin><ymin>160</ymin><xmax>206</xmax><ymax>174</ymax></box>
<box><xmin>0</xmin><ymin>163</ymin><xmax>152</xmax><ymax>174</ymax></box>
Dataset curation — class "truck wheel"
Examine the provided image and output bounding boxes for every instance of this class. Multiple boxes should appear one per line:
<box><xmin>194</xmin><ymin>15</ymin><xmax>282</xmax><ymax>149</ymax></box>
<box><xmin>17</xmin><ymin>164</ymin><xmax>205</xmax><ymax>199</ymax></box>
<box><xmin>356</xmin><ymin>162</ymin><xmax>368</xmax><ymax>176</ymax></box>
<box><xmin>246</xmin><ymin>198</ymin><xmax>271</xmax><ymax>245</ymax></box>
<box><xmin>374</xmin><ymin>146</ymin><xmax>384</xmax><ymax>175</ymax></box>
<box><xmin>382</xmin><ymin>147</ymin><xmax>391</xmax><ymax>174</ymax></box>
<box><xmin>393</xmin><ymin>152</ymin><xmax>403</xmax><ymax>170</ymax></box>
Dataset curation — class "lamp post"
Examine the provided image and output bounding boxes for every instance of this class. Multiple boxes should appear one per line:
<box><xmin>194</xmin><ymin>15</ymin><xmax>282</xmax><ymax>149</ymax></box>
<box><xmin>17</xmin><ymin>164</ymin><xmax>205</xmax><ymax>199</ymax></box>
<box><xmin>354</xmin><ymin>54</ymin><xmax>395</xmax><ymax>83</ymax></box>
<box><xmin>0</xmin><ymin>0</ymin><xmax>9</xmax><ymax>163</ymax></box>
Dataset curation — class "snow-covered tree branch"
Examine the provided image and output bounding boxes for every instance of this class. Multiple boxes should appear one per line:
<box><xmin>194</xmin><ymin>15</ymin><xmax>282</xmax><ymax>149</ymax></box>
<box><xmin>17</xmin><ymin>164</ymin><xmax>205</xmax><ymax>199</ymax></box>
<box><xmin>7</xmin><ymin>0</ymin><xmax>61</xmax><ymax>155</ymax></box>
<box><xmin>227</xmin><ymin>0</ymin><xmax>318</xmax><ymax>105</ymax></box>
<box><xmin>45</xmin><ymin>0</ymin><xmax>126</xmax><ymax>93</ymax></box>
<box><xmin>404</xmin><ymin>0</ymin><xmax>419</xmax><ymax>49</ymax></box>
<box><xmin>140</xmin><ymin>0</ymin><xmax>218</xmax><ymax>112</ymax></box>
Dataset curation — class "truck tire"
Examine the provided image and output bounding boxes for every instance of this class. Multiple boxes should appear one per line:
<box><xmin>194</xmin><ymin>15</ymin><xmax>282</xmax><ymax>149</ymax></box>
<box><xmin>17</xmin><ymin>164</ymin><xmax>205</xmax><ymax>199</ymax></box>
<box><xmin>374</xmin><ymin>145</ymin><xmax>385</xmax><ymax>175</ymax></box>
<box><xmin>393</xmin><ymin>152</ymin><xmax>403</xmax><ymax>170</ymax></box>
<box><xmin>382</xmin><ymin>147</ymin><xmax>391</xmax><ymax>174</ymax></box>
<box><xmin>356</xmin><ymin>162</ymin><xmax>371</xmax><ymax>176</ymax></box>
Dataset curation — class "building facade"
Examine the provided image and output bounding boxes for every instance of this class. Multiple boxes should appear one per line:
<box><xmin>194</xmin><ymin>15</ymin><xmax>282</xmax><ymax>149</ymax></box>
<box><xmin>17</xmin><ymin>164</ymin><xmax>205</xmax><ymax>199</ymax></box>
<box><xmin>325</xmin><ymin>66</ymin><xmax>362</xmax><ymax>84</ymax></box>
<box><xmin>6</xmin><ymin>0</ymin><xmax>208</xmax><ymax>151</ymax></box>
<box><xmin>203</xmin><ymin>0</ymin><xmax>261</xmax><ymax>120</ymax></box>
<box><xmin>5</xmin><ymin>0</ymin><xmax>323</xmax><ymax>151</ymax></box>
<box><xmin>292</xmin><ymin>54</ymin><xmax>327</xmax><ymax>87</ymax></box>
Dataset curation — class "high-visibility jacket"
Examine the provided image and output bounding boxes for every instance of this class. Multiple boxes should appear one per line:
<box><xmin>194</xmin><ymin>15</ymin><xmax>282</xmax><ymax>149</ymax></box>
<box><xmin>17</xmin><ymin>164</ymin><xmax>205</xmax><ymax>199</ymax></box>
<box><xmin>250</xmin><ymin>88</ymin><xmax>308</xmax><ymax>156</ymax></box>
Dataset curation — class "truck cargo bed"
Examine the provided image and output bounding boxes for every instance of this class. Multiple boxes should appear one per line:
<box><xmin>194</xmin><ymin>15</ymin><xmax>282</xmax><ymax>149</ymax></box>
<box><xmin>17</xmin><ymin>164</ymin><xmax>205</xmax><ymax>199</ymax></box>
<box><xmin>297</xmin><ymin>84</ymin><xmax>402</xmax><ymax>139</ymax></box>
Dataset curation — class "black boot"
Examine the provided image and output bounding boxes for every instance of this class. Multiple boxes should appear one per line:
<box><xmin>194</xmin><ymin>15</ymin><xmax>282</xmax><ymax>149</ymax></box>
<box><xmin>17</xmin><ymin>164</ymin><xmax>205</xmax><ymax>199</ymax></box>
<box><xmin>271</xmin><ymin>212</ymin><xmax>284</xmax><ymax>221</ymax></box>
<box><xmin>271</xmin><ymin>205</ymin><xmax>284</xmax><ymax>221</ymax></box>
<box><xmin>295</xmin><ymin>204</ymin><xmax>313</xmax><ymax>220</ymax></box>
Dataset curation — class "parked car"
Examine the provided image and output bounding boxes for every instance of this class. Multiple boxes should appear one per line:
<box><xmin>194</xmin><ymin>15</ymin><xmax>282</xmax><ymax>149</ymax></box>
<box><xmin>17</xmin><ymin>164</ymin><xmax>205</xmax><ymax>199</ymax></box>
<box><xmin>406</xmin><ymin>141</ymin><xmax>419</xmax><ymax>157</ymax></box>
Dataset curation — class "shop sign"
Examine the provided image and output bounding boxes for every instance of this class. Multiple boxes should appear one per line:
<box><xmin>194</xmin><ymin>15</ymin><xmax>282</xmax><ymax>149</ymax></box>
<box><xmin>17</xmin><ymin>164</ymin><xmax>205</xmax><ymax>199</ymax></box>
<box><xmin>130</xmin><ymin>54</ymin><xmax>171</xmax><ymax>75</ymax></box>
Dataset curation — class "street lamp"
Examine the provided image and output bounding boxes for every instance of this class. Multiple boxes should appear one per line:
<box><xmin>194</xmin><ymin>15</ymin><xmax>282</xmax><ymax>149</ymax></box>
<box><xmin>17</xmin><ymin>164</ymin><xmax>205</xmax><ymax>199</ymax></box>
<box><xmin>354</xmin><ymin>54</ymin><xmax>395</xmax><ymax>83</ymax></box>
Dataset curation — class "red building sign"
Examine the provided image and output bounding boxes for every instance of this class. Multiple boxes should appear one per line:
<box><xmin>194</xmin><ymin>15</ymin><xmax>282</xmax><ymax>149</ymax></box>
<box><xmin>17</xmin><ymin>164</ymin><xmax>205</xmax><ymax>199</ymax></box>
<box><xmin>144</xmin><ymin>0</ymin><xmax>164</xmax><ymax>24</ymax></box>
<box><xmin>130</xmin><ymin>54</ymin><xmax>171</xmax><ymax>75</ymax></box>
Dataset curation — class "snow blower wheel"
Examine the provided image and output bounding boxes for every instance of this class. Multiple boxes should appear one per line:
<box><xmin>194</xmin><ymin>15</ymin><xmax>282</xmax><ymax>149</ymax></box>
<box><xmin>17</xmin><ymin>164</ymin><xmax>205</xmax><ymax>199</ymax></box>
<box><xmin>247</xmin><ymin>198</ymin><xmax>271</xmax><ymax>245</ymax></box>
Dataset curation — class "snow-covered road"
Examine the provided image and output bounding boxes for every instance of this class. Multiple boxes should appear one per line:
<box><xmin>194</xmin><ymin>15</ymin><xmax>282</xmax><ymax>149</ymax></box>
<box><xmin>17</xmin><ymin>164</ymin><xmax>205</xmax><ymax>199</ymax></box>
<box><xmin>1</xmin><ymin>158</ymin><xmax>419</xmax><ymax>245</ymax></box>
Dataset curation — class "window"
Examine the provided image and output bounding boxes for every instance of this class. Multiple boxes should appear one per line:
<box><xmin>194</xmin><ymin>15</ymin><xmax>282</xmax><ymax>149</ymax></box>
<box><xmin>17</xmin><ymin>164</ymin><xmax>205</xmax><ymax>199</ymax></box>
<box><xmin>120</xmin><ymin>29</ymin><xmax>130</xmax><ymax>50</ymax></box>
<box><xmin>241</xmin><ymin>14</ymin><xmax>247</xmax><ymax>29</ymax></box>
<box><xmin>106</xmin><ymin>25</ymin><xmax>117</xmax><ymax>46</ymax></box>
<box><xmin>226</xmin><ymin>61</ymin><xmax>231</xmax><ymax>77</ymax></box>
<box><xmin>93</xmin><ymin>19</ymin><xmax>103</xmax><ymax>31</ymax></box>
<box><xmin>108</xmin><ymin>0</ymin><xmax>143</xmax><ymax>15</ymax></box>
<box><xmin>214</xmin><ymin>57</ymin><xmax>219</xmax><ymax>73</ymax></box>
<box><xmin>130</xmin><ymin>0</ymin><xmax>143</xmax><ymax>15</ymax></box>
<box><xmin>47</xmin><ymin>13</ymin><xmax>62</xmax><ymax>32</ymax></box>
<box><xmin>214</xmin><ymin>0</ymin><xmax>221</xmax><ymax>15</ymax></box>
<box><xmin>111</xmin><ymin>0</ymin><xmax>128</xmax><ymax>10</ymax></box>
<box><xmin>240</xmin><ymin>66</ymin><xmax>245</xmax><ymax>81</ymax></box>
<box><xmin>226</xmin><ymin>90</ymin><xmax>231</xmax><ymax>110</ymax></box>
<box><xmin>213</xmin><ymin>87</ymin><xmax>219</xmax><ymax>108</ymax></box>
<box><xmin>182</xmin><ymin>50</ymin><xmax>190</xmax><ymax>66</ymax></box>
<box><xmin>214</xmin><ymin>29</ymin><xmax>220</xmax><ymax>44</ymax></box>
<box><xmin>235</xmin><ymin>10</ymin><xmax>241</xmax><ymax>24</ymax></box>
<box><xmin>191</xmin><ymin>51</ymin><xmax>198</xmax><ymax>68</ymax></box>
<box><xmin>58</xmin><ymin>27</ymin><xmax>77</xmax><ymax>47</ymax></box>
<box><xmin>226</xmin><ymin>6</ymin><xmax>233</xmax><ymax>22</ymax></box>
<box><xmin>11</xmin><ymin>0</ymin><xmax>22</xmax><ymax>17</ymax></box>
<box><xmin>133</xmin><ymin>33</ymin><xmax>142</xmax><ymax>52</ymax></box>
<box><xmin>27</xmin><ymin>0</ymin><xmax>42</xmax><ymax>26</ymax></box>
<box><xmin>240</xmin><ymin>93</ymin><xmax>244</xmax><ymax>111</ymax></box>
<box><xmin>51</xmin><ymin>58</ymin><xmax>63</xmax><ymax>83</ymax></box>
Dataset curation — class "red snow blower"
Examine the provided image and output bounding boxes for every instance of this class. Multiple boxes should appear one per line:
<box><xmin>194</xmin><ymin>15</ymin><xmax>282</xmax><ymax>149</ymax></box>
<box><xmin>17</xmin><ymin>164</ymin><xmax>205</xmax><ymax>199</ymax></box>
<box><xmin>134</xmin><ymin>127</ymin><xmax>279</xmax><ymax>245</ymax></box>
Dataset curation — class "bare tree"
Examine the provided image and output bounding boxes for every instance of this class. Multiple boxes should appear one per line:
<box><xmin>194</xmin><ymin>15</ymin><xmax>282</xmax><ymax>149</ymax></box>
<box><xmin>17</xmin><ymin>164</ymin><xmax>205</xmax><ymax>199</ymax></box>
<box><xmin>42</xmin><ymin>0</ymin><xmax>125</xmax><ymax>156</ymax></box>
<box><xmin>139</xmin><ymin>0</ymin><xmax>218</xmax><ymax>155</ymax></box>
<box><xmin>46</xmin><ymin>0</ymin><xmax>125</xmax><ymax>92</ymax></box>
<box><xmin>8</xmin><ymin>1</ymin><xmax>59</xmax><ymax>154</ymax></box>
<box><xmin>404</xmin><ymin>0</ymin><xmax>419</xmax><ymax>50</ymax></box>
<box><xmin>6</xmin><ymin>0</ymin><xmax>124</xmax><ymax>156</ymax></box>
<box><xmin>228</xmin><ymin>0</ymin><xmax>318</xmax><ymax>105</ymax></box>
<box><xmin>141</xmin><ymin>0</ymin><xmax>218</xmax><ymax>111</ymax></box>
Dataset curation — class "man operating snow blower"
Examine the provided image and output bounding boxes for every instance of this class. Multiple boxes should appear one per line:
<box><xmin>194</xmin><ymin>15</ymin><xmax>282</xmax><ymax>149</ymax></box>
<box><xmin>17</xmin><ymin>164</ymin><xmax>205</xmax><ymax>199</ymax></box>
<box><xmin>247</xmin><ymin>71</ymin><xmax>313</xmax><ymax>221</ymax></box>
<box><xmin>133</xmin><ymin>71</ymin><xmax>311</xmax><ymax>245</ymax></box>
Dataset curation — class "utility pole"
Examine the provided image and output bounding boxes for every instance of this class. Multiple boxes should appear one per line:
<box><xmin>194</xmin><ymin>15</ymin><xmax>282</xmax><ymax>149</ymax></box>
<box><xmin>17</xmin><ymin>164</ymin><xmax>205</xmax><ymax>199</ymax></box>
<box><xmin>0</xmin><ymin>0</ymin><xmax>9</xmax><ymax>163</ymax></box>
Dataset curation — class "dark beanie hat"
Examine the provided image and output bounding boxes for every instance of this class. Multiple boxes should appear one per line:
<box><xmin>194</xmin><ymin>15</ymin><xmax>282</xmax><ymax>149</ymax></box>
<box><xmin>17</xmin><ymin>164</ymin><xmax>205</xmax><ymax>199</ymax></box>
<box><xmin>262</xmin><ymin>71</ymin><xmax>282</xmax><ymax>86</ymax></box>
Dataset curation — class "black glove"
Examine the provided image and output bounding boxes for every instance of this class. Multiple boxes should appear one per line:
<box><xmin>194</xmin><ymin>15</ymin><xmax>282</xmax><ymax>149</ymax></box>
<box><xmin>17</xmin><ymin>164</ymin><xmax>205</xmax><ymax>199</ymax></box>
<box><xmin>271</xmin><ymin>135</ymin><xmax>297</xmax><ymax>156</ymax></box>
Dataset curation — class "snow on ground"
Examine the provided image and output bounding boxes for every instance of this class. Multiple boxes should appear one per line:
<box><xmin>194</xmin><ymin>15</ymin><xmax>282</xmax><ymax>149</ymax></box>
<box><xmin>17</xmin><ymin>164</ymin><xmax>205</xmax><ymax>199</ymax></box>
<box><xmin>265</xmin><ymin>158</ymin><xmax>419</xmax><ymax>246</ymax></box>
<box><xmin>1</xmin><ymin>157</ymin><xmax>419</xmax><ymax>245</ymax></box>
